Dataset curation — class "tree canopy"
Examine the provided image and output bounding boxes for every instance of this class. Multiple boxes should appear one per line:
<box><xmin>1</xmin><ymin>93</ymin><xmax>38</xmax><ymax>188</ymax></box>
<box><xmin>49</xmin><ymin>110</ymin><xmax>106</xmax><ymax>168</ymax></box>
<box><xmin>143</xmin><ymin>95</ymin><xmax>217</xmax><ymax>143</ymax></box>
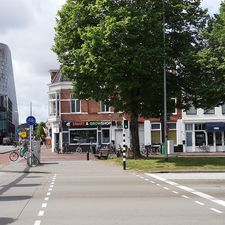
<box><xmin>53</xmin><ymin>0</ymin><xmax>208</xmax><ymax>157</ymax></box>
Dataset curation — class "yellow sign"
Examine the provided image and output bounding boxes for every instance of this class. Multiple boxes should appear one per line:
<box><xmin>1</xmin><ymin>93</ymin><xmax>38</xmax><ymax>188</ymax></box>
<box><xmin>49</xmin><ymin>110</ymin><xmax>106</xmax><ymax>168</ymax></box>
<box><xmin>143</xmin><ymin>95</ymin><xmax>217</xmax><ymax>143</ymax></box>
<box><xmin>20</xmin><ymin>132</ymin><xmax>27</xmax><ymax>138</ymax></box>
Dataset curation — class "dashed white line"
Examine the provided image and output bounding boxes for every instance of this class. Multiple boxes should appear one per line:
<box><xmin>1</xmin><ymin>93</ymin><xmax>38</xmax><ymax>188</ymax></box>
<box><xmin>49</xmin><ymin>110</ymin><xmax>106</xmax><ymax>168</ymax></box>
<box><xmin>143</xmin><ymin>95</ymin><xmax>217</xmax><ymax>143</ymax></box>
<box><xmin>151</xmin><ymin>181</ymin><xmax>155</xmax><ymax>184</ymax></box>
<box><xmin>210</xmin><ymin>208</ymin><xmax>223</xmax><ymax>214</ymax></box>
<box><xmin>145</xmin><ymin>178</ymin><xmax>149</xmax><ymax>181</ymax></box>
<box><xmin>172</xmin><ymin>191</ymin><xmax>179</xmax><ymax>194</ymax></box>
<box><xmin>156</xmin><ymin>183</ymin><xmax>162</xmax><ymax>187</ymax></box>
<box><xmin>46</xmin><ymin>192</ymin><xmax>51</xmax><ymax>196</ymax></box>
<box><xmin>195</xmin><ymin>201</ymin><xmax>204</xmax><ymax>206</ymax></box>
<box><xmin>163</xmin><ymin>187</ymin><xmax>169</xmax><ymax>190</ymax></box>
<box><xmin>49</xmin><ymin>188</ymin><xmax>53</xmax><ymax>191</ymax></box>
<box><xmin>146</xmin><ymin>173</ymin><xmax>225</xmax><ymax>209</ymax></box>
<box><xmin>45</xmin><ymin>197</ymin><xmax>49</xmax><ymax>201</ymax></box>
<box><xmin>34</xmin><ymin>220</ymin><xmax>41</xmax><ymax>225</ymax></box>
<box><xmin>50</xmin><ymin>185</ymin><xmax>54</xmax><ymax>188</ymax></box>
<box><xmin>182</xmin><ymin>195</ymin><xmax>189</xmax><ymax>199</ymax></box>
<box><xmin>42</xmin><ymin>203</ymin><xmax>47</xmax><ymax>208</ymax></box>
<box><xmin>38</xmin><ymin>211</ymin><xmax>45</xmax><ymax>216</ymax></box>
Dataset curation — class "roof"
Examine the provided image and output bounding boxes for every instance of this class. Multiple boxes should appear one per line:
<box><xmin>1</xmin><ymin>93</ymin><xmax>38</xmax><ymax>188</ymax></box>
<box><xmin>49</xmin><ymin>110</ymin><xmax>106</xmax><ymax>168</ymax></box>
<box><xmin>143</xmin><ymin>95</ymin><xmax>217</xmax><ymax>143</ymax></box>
<box><xmin>51</xmin><ymin>70</ymin><xmax>71</xmax><ymax>83</ymax></box>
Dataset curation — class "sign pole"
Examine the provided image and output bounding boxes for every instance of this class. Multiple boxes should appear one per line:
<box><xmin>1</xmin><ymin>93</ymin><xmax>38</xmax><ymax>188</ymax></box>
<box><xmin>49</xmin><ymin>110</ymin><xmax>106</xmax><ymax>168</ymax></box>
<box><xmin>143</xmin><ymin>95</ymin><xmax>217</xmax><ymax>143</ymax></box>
<box><xmin>30</xmin><ymin>102</ymin><xmax>32</xmax><ymax>155</ymax></box>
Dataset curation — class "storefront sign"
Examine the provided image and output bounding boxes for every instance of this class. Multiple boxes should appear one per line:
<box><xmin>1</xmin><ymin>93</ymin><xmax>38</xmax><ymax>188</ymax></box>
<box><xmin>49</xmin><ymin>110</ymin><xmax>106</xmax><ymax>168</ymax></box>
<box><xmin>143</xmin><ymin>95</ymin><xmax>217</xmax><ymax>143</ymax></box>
<box><xmin>67</xmin><ymin>121</ymin><xmax>112</xmax><ymax>127</ymax></box>
<box><xmin>88</xmin><ymin>121</ymin><xmax>111</xmax><ymax>126</ymax></box>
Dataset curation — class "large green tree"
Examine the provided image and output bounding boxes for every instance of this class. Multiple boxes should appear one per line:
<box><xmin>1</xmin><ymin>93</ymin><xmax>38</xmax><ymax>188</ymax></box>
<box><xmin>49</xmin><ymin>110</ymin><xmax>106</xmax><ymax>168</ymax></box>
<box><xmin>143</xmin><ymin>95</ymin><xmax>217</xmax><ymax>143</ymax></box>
<box><xmin>187</xmin><ymin>1</ymin><xmax>225</xmax><ymax>109</ymax></box>
<box><xmin>53</xmin><ymin>0</ymin><xmax>208</xmax><ymax>158</ymax></box>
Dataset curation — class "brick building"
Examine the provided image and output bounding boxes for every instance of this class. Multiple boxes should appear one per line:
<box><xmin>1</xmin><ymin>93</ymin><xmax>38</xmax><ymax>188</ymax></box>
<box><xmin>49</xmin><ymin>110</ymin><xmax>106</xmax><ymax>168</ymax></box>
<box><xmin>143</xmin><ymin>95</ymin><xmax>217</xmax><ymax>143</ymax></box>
<box><xmin>47</xmin><ymin>70</ymin><xmax>182</xmax><ymax>153</ymax></box>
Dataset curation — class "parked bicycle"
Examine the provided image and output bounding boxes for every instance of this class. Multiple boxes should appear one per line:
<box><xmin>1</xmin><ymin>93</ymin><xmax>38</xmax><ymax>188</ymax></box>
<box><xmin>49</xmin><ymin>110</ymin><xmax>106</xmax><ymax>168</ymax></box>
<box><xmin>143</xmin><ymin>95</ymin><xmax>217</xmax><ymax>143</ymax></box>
<box><xmin>9</xmin><ymin>144</ymin><xmax>29</xmax><ymax>162</ymax></box>
<box><xmin>75</xmin><ymin>144</ymin><xmax>82</xmax><ymax>153</ymax></box>
<box><xmin>27</xmin><ymin>150</ymin><xmax>39</xmax><ymax>167</ymax></box>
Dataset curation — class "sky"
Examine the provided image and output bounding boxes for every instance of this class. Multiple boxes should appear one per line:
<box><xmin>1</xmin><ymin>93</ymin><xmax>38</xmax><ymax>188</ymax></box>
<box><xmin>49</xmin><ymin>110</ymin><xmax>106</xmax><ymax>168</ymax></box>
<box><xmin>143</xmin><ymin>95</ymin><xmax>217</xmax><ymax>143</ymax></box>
<box><xmin>0</xmin><ymin>0</ymin><xmax>223</xmax><ymax>124</ymax></box>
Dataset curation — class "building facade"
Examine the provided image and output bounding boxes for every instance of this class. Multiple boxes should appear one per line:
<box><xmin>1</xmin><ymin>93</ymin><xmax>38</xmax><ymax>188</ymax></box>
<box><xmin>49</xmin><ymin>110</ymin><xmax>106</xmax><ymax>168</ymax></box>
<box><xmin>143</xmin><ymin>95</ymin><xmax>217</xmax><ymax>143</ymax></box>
<box><xmin>181</xmin><ymin>105</ymin><xmax>225</xmax><ymax>152</ymax></box>
<box><xmin>47</xmin><ymin>70</ymin><xmax>183</xmax><ymax>153</ymax></box>
<box><xmin>0</xmin><ymin>43</ymin><xmax>18</xmax><ymax>143</ymax></box>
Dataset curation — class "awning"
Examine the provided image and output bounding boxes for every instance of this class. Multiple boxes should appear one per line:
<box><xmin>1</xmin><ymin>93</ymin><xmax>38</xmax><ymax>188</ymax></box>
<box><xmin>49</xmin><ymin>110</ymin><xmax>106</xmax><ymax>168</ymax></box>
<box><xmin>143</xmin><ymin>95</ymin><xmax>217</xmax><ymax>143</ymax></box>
<box><xmin>205</xmin><ymin>122</ymin><xmax>225</xmax><ymax>131</ymax></box>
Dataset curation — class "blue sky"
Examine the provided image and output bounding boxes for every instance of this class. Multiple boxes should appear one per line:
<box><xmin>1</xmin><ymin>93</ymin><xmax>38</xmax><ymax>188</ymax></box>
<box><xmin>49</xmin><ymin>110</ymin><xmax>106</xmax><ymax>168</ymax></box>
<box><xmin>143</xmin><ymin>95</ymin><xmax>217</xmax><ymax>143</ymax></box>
<box><xmin>0</xmin><ymin>0</ymin><xmax>222</xmax><ymax>123</ymax></box>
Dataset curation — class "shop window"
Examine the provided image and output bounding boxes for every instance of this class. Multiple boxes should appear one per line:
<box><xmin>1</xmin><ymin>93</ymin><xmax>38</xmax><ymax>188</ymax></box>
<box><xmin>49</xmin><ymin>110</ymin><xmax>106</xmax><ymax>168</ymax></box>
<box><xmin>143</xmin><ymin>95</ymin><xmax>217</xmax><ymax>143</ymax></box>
<box><xmin>102</xmin><ymin>129</ymin><xmax>110</xmax><ymax>143</ymax></box>
<box><xmin>195</xmin><ymin>131</ymin><xmax>205</xmax><ymax>146</ymax></box>
<box><xmin>151</xmin><ymin>131</ymin><xmax>161</xmax><ymax>145</ymax></box>
<box><xmin>69</xmin><ymin>129</ymin><xmax>97</xmax><ymax>144</ymax></box>
<box><xmin>216</xmin><ymin>132</ymin><xmax>222</xmax><ymax>146</ymax></box>
<box><xmin>71</xmin><ymin>99</ymin><xmax>80</xmax><ymax>113</ymax></box>
<box><xmin>168</xmin><ymin>130</ymin><xmax>177</xmax><ymax>144</ymax></box>
<box><xmin>208</xmin><ymin>132</ymin><xmax>213</xmax><ymax>146</ymax></box>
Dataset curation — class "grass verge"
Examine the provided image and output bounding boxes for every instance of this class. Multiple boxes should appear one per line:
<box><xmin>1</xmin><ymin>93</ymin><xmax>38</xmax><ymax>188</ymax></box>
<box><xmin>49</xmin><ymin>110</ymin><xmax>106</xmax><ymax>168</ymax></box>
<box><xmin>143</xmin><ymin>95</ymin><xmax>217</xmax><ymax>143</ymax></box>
<box><xmin>108</xmin><ymin>156</ymin><xmax>225</xmax><ymax>172</ymax></box>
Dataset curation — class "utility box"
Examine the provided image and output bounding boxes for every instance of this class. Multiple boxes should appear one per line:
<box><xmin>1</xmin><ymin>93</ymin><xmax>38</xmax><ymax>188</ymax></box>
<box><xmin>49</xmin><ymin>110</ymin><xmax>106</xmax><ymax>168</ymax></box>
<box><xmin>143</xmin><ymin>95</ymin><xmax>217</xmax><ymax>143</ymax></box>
<box><xmin>31</xmin><ymin>140</ymin><xmax>41</xmax><ymax>163</ymax></box>
<box><xmin>167</xmin><ymin>140</ymin><xmax>174</xmax><ymax>155</ymax></box>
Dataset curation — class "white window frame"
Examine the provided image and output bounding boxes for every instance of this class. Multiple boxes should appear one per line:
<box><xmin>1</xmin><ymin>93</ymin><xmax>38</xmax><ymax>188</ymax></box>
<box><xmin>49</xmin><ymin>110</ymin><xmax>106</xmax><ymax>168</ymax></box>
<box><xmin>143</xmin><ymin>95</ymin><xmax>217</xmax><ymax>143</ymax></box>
<box><xmin>100</xmin><ymin>101</ymin><xmax>110</xmax><ymax>113</ymax></box>
<box><xmin>70</xmin><ymin>96</ymin><xmax>81</xmax><ymax>113</ymax></box>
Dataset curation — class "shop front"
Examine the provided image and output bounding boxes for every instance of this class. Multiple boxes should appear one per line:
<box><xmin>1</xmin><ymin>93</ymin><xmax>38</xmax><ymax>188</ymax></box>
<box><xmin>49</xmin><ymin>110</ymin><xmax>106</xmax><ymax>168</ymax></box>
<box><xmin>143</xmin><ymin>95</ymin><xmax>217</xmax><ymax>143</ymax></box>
<box><xmin>62</xmin><ymin>120</ymin><xmax>112</xmax><ymax>152</ymax></box>
<box><xmin>185</xmin><ymin>122</ymin><xmax>225</xmax><ymax>152</ymax></box>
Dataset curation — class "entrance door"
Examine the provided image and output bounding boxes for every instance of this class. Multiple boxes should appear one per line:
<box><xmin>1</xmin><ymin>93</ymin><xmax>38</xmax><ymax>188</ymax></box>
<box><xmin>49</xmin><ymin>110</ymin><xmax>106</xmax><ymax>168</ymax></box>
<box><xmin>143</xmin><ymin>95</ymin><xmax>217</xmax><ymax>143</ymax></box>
<box><xmin>215</xmin><ymin>132</ymin><xmax>223</xmax><ymax>152</ymax></box>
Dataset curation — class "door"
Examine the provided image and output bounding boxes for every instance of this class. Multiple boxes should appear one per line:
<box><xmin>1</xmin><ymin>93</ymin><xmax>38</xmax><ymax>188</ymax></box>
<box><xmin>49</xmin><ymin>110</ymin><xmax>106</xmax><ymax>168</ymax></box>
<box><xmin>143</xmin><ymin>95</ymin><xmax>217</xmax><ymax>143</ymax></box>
<box><xmin>215</xmin><ymin>132</ymin><xmax>223</xmax><ymax>152</ymax></box>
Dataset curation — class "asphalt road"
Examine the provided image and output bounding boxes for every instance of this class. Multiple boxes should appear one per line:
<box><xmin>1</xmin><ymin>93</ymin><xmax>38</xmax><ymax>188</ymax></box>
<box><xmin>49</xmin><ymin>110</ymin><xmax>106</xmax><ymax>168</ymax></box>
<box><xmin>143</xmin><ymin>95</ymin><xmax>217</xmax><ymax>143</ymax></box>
<box><xmin>0</xmin><ymin>157</ymin><xmax>225</xmax><ymax>225</ymax></box>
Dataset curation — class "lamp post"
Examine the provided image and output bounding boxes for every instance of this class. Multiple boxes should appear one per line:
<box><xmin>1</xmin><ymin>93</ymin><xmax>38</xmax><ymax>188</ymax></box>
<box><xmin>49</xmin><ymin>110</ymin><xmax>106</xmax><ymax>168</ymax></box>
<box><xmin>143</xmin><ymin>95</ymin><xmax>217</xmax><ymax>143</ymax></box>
<box><xmin>163</xmin><ymin>0</ymin><xmax>168</xmax><ymax>161</ymax></box>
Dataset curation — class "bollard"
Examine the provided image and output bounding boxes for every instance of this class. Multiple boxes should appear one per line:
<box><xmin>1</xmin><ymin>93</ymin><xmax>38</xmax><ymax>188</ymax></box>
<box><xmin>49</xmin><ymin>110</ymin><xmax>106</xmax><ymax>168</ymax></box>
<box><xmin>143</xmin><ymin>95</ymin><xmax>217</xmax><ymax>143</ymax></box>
<box><xmin>87</xmin><ymin>150</ymin><xmax>89</xmax><ymax>161</ymax></box>
<box><xmin>123</xmin><ymin>133</ymin><xmax>126</xmax><ymax>170</ymax></box>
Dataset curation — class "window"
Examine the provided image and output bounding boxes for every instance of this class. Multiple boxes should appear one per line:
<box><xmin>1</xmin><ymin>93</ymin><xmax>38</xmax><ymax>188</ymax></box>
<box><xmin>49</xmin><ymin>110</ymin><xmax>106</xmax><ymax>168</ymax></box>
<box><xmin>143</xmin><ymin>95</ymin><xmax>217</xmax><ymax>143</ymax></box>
<box><xmin>167</xmin><ymin>123</ymin><xmax>176</xmax><ymax>130</ymax></box>
<box><xmin>102</xmin><ymin>129</ymin><xmax>110</xmax><ymax>143</ymax></box>
<box><xmin>204</xmin><ymin>108</ymin><xmax>215</xmax><ymax>114</ymax></box>
<box><xmin>186</xmin><ymin>105</ymin><xmax>197</xmax><ymax>115</ymax></box>
<box><xmin>71</xmin><ymin>99</ymin><xmax>81</xmax><ymax>113</ymax></box>
<box><xmin>168</xmin><ymin>98</ymin><xmax>177</xmax><ymax>115</ymax></box>
<box><xmin>100</xmin><ymin>101</ymin><xmax>110</xmax><ymax>112</ymax></box>
<box><xmin>48</xmin><ymin>93</ymin><xmax>60</xmax><ymax>116</ymax></box>
<box><xmin>151</xmin><ymin>123</ymin><xmax>160</xmax><ymax>130</ymax></box>
<box><xmin>185</xmin><ymin>124</ymin><xmax>193</xmax><ymax>131</ymax></box>
<box><xmin>69</xmin><ymin>129</ymin><xmax>97</xmax><ymax>144</ymax></box>
<box><xmin>195</xmin><ymin>132</ymin><xmax>205</xmax><ymax>146</ymax></box>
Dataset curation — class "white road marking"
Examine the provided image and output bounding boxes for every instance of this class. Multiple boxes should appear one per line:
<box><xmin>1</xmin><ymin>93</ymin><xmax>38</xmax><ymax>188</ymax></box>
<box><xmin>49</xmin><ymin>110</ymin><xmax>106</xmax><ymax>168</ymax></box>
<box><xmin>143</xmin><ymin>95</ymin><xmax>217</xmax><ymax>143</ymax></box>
<box><xmin>195</xmin><ymin>201</ymin><xmax>204</xmax><ymax>206</ymax></box>
<box><xmin>145</xmin><ymin>178</ymin><xmax>149</xmax><ymax>181</ymax></box>
<box><xmin>38</xmin><ymin>211</ymin><xmax>44</xmax><ymax>216</ymax></box>
<box><xmin>146</xmin><ymin>173</ymin><xmax>225</xmax><ymax>208</ymax></box>
<box><xmin>50</xmin><ymin>185</ymin><xmax>54</xmax><ymax>188</ymax></box>
<box><xmin>34</xmin><ymin>220</ymin><xmax>41</xmax><ymax>225</ymax></box>
<box><xmin>44</xmin><ymin>197</ymin><xmax>49</xmax><ymax>201</ymax></box>
<box><xmin>51</xmin><ymin>182</ymin><xmax>54</xmax><ymax>185</ymax></box>
<box><xmin>42</xmin><ymin>203</ymin><xmax>47</xmax><ymax>208</ymax></box>
<box><xmin>182</xmin><ymin>195</ymin><xmax>189</xmax><ymax>199</ymax></box>
<box><xmin>172</xmin><ymin>191</ymin><xmax>179</xmax><ymax>194</ymax></box>
<box><xmin>151</xmin><ymin>181</ymin><xmax>155</xmax><ymax>184</ymax></box>
<box><xmin>48</xmin><ymin>188</ymin><xmax>52</xmax><ymax>191</ymax></box>
<box><xmin>210</xmin><ymin>208</ymin><xmax>223</xmax><ymax>214</ymax></box>
<box><xmin>46</xmin><ymin>192</ymin><xmax>51</xmax><ymax>196</ymax></box>
<box><xmin>140</xmin><ymin>176</ymin><xmax>144</xmax><ymax>179</ymax></box>
<box><xmin>156</xmin><ymin>183</ymin><xmax>162</xmax><ymax>187</ymax></box>
<box><xmin>163</xmin><ymin>187</ymin><xmax>169</xmax><ymax>190</ymax></box>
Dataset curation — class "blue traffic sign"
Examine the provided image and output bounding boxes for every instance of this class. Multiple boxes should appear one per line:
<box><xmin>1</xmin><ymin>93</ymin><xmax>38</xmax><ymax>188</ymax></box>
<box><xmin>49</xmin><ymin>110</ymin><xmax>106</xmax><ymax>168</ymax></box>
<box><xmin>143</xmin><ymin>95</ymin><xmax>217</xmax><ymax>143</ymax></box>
<box><xmin>26</xmin><ymin>116</ymin><xmax>36</xmax><ymax>125</ymax></box>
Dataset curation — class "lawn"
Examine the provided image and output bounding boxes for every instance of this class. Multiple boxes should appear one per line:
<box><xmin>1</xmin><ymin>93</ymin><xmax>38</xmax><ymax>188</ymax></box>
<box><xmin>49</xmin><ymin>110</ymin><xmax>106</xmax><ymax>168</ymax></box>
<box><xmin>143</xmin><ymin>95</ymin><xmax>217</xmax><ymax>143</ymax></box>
<box><xmin>109</xmin><ymin>156</ymin><xmax>225</xmax><ymax>172</ymax></box>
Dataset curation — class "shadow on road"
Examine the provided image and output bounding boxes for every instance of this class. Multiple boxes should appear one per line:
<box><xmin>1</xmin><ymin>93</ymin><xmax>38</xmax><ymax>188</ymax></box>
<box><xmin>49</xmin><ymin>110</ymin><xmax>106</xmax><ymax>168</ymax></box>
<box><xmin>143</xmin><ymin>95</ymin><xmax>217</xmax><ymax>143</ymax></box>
<box><xmin>0</xmin><ymin>217</ymin><xmax>15</xmax><ymax>224</ymax></box>
<box><xmin>0</xmin><ymin>195</ymin><xmax>31</xmax><ymax>201</ymax></box>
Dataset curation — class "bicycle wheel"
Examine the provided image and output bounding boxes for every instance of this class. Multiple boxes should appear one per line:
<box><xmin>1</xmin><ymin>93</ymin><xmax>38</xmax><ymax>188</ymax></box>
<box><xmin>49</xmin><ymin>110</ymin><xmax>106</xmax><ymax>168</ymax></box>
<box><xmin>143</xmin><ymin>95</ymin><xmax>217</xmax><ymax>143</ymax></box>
<box><xmin>27</xmin><ymin>154</ymin><xmax>39</xmax><ymax>167</ymax></box>
<box><xmin>9</xmin><ymin>151</ymin><xmax>19</xmax><ymax>161</ymax></box>
<box><xmin>23</xmin><ymin>150</ymin><xmax>29</xmax><ymax>160</ymax></box>
<box><xmin>76</xmin><ymin>146</ymin><xmax>82</xmax><ymax>153</ymax></box>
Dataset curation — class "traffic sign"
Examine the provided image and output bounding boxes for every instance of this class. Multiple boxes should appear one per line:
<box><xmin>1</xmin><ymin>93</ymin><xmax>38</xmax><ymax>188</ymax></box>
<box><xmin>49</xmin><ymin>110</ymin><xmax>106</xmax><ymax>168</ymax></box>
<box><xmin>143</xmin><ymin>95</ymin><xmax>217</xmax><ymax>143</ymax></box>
<box><xmin>26</xmin><ymin>116</ymin><xmax>36</xmax><ymax>125</ymax></box>
<box><xmin>20</xmin><ymin>131</ymin><xmax>27</xmax><ymax>138</ymax></box>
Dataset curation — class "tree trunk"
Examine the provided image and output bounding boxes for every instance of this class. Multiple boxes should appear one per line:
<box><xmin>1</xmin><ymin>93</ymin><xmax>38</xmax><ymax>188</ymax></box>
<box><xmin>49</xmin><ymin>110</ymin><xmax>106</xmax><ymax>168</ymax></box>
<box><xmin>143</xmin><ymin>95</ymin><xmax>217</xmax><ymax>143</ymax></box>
<box><xmin>130</xmin><ymin>112</ymin><xmax>141</xmax><ymax>159</ymax></box>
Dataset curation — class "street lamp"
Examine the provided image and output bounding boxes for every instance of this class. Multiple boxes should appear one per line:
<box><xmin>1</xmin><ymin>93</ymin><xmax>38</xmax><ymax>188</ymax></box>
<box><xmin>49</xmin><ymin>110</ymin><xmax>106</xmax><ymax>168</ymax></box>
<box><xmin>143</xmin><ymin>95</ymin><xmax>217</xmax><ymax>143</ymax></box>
<box><xmin>163</xmin><ymin>0</ymin><xmax>168</xmax><ymax>161</ymax></box>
